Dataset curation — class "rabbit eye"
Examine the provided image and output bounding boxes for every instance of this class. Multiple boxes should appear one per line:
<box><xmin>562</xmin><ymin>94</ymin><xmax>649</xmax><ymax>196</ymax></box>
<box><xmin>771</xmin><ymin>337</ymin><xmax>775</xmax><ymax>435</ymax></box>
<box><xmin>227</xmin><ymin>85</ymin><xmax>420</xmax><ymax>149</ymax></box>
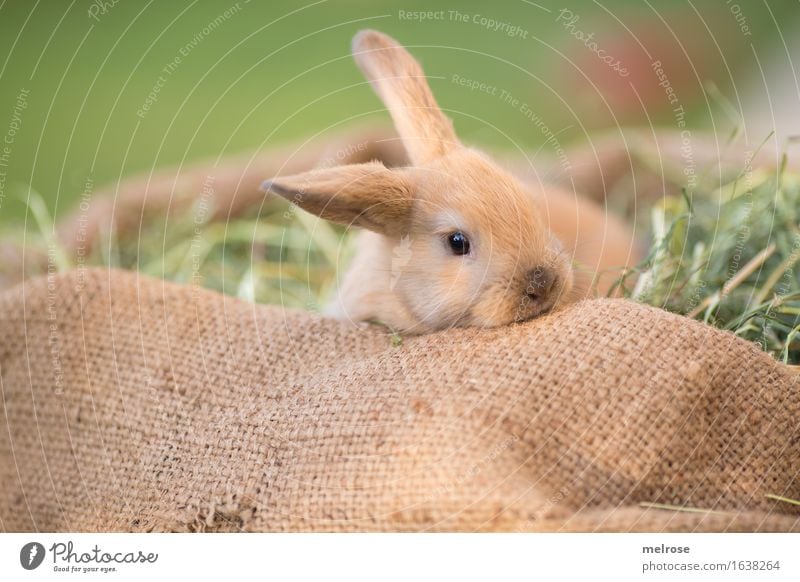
<box><xmin>446</xmin><ymin>232</ymin><xmax>470</xmax><ymax>255</ymax></box>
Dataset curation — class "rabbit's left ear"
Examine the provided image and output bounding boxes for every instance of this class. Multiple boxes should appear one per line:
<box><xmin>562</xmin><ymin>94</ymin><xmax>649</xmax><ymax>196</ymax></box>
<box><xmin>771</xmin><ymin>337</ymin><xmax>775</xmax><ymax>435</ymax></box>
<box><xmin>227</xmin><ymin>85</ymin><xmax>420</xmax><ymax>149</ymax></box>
<box><xmin>262</xmin><ymin>162</ymin><xmax>413</xmax><ymax>235</ymax></box>
<box><xmin>352</xmin><ymin>30</ymin><xmax>459</xmax><ymax>165</ymax></box>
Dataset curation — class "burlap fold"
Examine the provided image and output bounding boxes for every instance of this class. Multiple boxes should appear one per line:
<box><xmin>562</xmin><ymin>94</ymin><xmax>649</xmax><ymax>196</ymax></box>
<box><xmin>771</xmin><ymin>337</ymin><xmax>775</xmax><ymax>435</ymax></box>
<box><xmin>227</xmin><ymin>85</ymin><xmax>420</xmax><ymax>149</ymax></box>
<box><xmin>1</xmin><ymin>268</ymin><xmax>798</xmax><ymax>532</ymax></box>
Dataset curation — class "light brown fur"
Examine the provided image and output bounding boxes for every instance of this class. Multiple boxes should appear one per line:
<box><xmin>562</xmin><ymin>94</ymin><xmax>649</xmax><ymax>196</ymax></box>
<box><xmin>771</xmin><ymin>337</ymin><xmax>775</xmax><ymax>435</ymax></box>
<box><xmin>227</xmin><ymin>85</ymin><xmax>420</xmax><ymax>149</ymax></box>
<box><xmin>265</xmin><ymin>30</ymin><xmax>640</xmax><ymax>334</ymax></box>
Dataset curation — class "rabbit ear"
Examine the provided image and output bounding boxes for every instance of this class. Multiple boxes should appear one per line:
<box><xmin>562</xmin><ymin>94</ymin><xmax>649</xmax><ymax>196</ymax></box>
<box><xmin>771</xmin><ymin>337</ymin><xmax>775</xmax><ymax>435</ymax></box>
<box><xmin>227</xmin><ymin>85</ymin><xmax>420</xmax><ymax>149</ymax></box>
<box><xmin>262</xmin><ymin>162</ymin><xmax>413</xmax><ymax>235</ymax></box>
<box><xmin>352</xmin><ymin>29</ymin><xmax>459</xmax><ymax>165</ymax></box>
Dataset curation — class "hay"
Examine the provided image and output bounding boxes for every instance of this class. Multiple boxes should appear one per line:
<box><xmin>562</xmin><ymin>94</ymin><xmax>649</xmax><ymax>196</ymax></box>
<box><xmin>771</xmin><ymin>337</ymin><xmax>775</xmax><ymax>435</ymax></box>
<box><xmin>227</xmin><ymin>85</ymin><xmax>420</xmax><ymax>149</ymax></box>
<box><xmin>614</xmin><ymin>167</ymin><xmax>800</xmax><ymax>364</ymax></box>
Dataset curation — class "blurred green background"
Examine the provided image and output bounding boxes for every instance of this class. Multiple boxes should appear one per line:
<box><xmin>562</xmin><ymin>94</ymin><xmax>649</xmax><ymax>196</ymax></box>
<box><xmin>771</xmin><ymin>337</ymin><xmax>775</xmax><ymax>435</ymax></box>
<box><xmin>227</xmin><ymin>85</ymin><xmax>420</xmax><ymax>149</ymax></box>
<box><xmin>0</xmin><ymin>0</ymin><xmax>797</xmax><ymax>225</ymax></box>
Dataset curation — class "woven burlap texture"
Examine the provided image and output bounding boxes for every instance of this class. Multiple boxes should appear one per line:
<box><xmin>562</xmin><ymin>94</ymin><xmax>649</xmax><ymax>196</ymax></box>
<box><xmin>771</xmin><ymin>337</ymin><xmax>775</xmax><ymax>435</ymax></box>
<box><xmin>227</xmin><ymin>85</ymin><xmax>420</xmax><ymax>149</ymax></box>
<box><xmin>1</xmin><ymin>268</ymin><xmax>798</xmax><ymax>532</ymax></box>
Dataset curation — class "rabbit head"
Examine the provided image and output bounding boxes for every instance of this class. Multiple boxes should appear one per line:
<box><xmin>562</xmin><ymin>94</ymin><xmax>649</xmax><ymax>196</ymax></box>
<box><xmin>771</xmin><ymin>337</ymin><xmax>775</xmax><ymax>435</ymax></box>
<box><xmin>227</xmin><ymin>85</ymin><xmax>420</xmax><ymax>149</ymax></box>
<box><xmin>263</xmin><ymin>30</ymin><xmax>574</xmax><ymax>334</ymax></box>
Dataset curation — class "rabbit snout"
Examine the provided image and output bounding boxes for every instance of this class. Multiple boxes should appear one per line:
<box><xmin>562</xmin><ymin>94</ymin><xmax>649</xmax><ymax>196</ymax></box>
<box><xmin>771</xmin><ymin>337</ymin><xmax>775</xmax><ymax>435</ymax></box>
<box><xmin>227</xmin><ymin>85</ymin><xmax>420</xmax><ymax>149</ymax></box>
<box><xmin>525</xmin><ymin>266</ymin><xmax>557</xmax><ymax>301</ymax></box>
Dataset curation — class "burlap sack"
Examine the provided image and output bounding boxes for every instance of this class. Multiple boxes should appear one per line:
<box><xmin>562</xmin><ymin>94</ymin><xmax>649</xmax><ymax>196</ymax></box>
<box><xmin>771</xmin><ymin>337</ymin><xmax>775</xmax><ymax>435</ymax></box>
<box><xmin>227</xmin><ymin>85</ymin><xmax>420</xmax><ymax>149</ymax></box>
<box><xmin>1</xmin><ymin>268</ymin><xmax>798</xmax><ymax>532</ymax></box>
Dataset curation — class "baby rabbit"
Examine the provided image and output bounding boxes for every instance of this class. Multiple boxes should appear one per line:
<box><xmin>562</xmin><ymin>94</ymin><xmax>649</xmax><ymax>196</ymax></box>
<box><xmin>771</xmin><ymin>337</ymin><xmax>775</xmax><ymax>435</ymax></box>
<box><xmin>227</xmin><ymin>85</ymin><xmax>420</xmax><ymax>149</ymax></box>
<box><xmin>263</xmin><ymin>30</ymin><xmax>637</xmax><ymax>334</ymax></box>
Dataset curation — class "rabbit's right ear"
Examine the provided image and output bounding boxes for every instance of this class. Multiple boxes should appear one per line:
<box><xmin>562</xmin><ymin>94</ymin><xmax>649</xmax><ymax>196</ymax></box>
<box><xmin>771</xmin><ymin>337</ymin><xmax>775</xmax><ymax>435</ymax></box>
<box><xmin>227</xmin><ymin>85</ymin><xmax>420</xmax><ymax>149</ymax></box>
<box><xmin>262</xmin><ymin>162</ymin><xmax>413</xmax><ymax>236</ymax></box>
<box><xmin>352</xmin><ymin>30</ymin><xmax>459</xmax><ymax>165</ymax></box>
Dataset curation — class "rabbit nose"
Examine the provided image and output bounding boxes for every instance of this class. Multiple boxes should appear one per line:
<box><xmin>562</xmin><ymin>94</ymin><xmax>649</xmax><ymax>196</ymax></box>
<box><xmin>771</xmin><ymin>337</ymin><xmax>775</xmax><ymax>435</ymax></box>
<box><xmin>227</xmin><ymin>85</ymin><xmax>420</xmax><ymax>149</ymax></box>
<box><xmin>525</xmin><ymin>266</ymin><xmax>556</xmax><ymax>301</ymax></box>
